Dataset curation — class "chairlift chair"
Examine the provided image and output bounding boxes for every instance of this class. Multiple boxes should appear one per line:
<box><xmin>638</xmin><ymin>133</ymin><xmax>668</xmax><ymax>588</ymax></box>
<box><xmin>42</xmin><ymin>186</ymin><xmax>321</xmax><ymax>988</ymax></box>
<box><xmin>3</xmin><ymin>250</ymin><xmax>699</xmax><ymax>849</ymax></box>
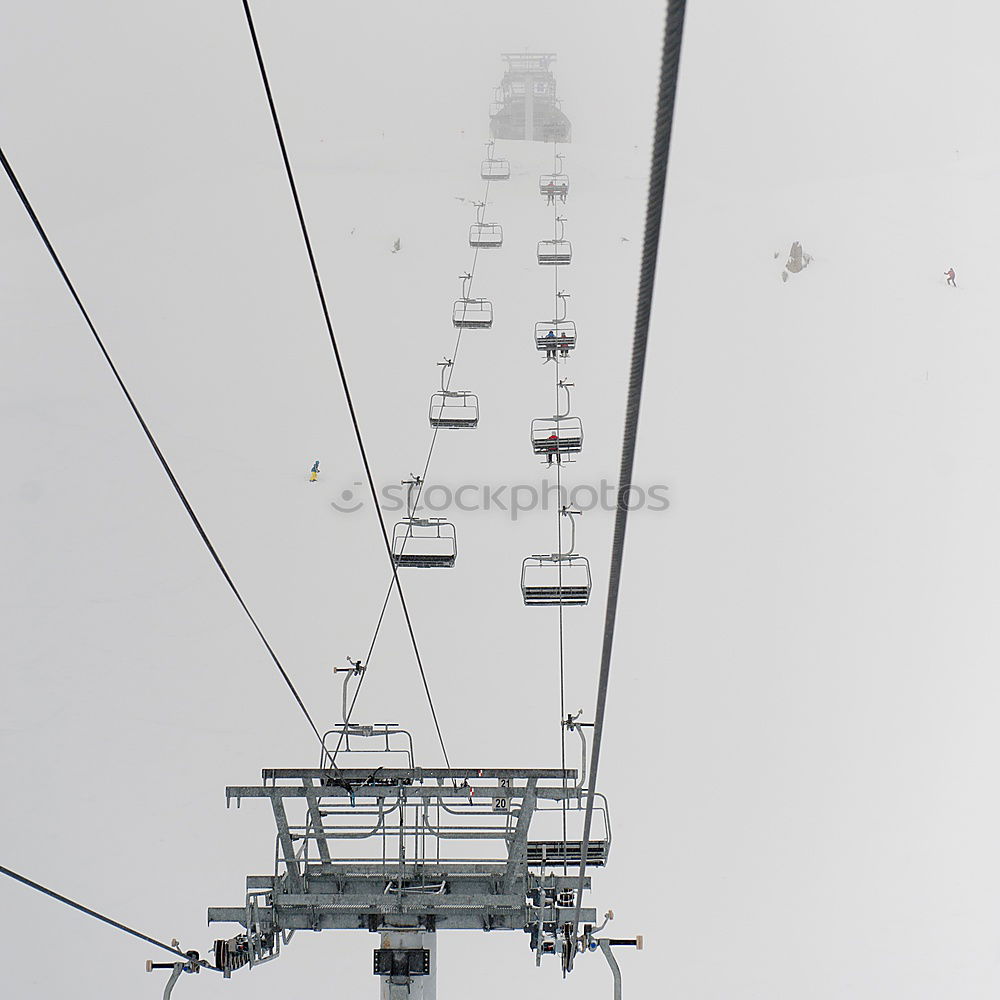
<box><xmin>531</xmin><ymin>416</ymin><xmax>583</xmax><ymax>460</ymax></box>
<box><xmin>480</xmin><ymin>157</ymin><xmax>511</xmax><ymax>181</ymax></box>
<box><xmin>538</xmin><ymin>216</ymin><xmax>571</xmax><ymax>265</ymax></box>
<box><xmin>537</xmin><ymin>239</ymin><xmax>572</xmax><ymax>265</ymax></box>
<box><xmin>469</xmin><ymin>222</ymin><xmax>503</xmax><ymax>249</ymax></box>
<box><xmin>521</xmin><ymin>553</ymin><xmax>592</xmax><ymax>606</ymax></box>
<box><xmin>539</xmin><ymin>173</ymin><xmax>570</xmax><ymax>201</ymax></box>
<box><xmin>392</xmin><ymin>518</ymin><xmax>457</xmax><ymax>568</ymax></box>
<box><xmin>534</xmin><ymin>320</ymin><xmax>577</xmax><ymax>355</ymax></box>
<box><xmin>452</xmin><ymin>297</ymin><xmax>493</xmax><ymax>328</ymax></box>
<box><xmin>527</xmin><ymin>793</ymin><xmax>612</xmax><ymax>868</ymax></box>
<box><xmin>429</xmin><ymin>390</ymin><xmax>479</xmax><ymax>429</ymax></box>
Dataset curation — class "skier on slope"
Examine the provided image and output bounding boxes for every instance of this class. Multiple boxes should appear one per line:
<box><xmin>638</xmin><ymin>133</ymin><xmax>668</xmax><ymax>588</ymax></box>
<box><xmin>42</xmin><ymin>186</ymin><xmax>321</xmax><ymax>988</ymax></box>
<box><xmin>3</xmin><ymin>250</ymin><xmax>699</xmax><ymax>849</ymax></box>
<box><xmin>944</xmin><ymin>267</ymin><xmax>957</xmax><ymax>287</ymax></box>
<box><xmin>310</xmin><ymin>460</ymin><xmax>320</xmax><ymax>482</ymax></box>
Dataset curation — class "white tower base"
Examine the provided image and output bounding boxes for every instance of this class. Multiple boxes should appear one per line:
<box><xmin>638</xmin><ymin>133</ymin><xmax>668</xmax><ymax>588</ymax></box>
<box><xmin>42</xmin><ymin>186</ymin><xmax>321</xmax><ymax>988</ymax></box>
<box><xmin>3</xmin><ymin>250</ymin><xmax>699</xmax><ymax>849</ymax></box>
<box><xmin>377</xmin><ymin>930</ymin><xmax>436</xmax><ymax>1000</ymax></box>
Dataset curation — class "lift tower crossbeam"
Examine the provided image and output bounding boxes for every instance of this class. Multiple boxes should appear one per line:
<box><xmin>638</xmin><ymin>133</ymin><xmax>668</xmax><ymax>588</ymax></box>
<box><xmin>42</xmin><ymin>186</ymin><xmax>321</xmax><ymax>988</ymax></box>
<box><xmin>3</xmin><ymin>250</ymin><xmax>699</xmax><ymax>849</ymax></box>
<box><xmin>209</xmin><ymin>757</ymin><xmax>611</xmax><ymax>994</ymax></box>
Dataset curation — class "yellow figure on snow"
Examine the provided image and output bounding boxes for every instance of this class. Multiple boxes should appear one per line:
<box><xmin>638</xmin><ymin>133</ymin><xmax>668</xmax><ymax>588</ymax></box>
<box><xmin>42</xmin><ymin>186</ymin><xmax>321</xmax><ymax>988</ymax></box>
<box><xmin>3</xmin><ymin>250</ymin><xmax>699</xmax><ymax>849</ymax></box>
<box><xmin>309</xmin><ymin>460</ymin><xmax>320</xmax><ymax>483</ymax></box>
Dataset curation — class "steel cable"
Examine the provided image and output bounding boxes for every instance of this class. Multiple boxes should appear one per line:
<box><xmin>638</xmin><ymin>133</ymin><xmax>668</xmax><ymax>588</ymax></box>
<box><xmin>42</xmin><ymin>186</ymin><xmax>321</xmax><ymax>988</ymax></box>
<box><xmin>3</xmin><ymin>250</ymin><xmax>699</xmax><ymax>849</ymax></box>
<box><xmin>240</xmin><ymin>0</ymin><xmax>453</xmax><ymax>768</ymax></box>
<box><xmin>0</xmin><ymin>144</ymin><xmax>328</xmax><ymax>752</ymax></box>
<box><xmin>569</xmin><ymin>0</ymin><xmax>687</xmax><ymax>954</ymax></box>
<box><xmin>0</xmin><ymin>864</ymin><xmax>217</xmax><ymax>969</ymax></box>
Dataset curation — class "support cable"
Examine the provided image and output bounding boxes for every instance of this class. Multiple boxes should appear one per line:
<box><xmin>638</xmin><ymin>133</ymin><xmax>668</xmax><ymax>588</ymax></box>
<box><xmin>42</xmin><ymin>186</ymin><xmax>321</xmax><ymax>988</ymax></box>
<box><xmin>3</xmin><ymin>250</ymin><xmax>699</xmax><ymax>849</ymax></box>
<box><xmin>0</xmin><ymin>144</ymin><xmax>327</xmax><ymax>751</ymax></box>
<box><xmin>0</xmin><ymin>864</ymin><xmax>218</xmax><ymax>969</ymax></box>
<box><xmin>569</xmin><ymin>0</ymin><xmax>687</xmax><ymax>955</ymax></box>
<box><xmin>555</xmin><ymin>415</ymin><xmax>569</xmax><ymax>873</ymax></box>
<box><xmin>551</xmin><ymin>140</ymin><xmax>569</xmax><ymax>872</ymax></box>
<box><xmin>239</xmin><ymin>0</ymin><xmax>451</xmax><ymax>768</ymax></box>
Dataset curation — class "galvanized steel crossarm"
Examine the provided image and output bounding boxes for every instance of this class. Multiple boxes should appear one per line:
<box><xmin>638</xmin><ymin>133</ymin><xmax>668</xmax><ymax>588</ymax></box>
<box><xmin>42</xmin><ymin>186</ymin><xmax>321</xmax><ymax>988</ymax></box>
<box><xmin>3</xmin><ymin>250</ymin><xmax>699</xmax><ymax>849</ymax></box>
<box><xmin>261</xmin><ymin>768</ymin><xmax>576</xmax><ymax>781</ymax></box>
<box><xmin>274</xmin><ymin>892</ymin><xmax>526</xmax><ymax>909</ymax></box>
<box><xmin>208</xmin><ymin>906</ymin><xmax>598</xmax><ymax>931</ymax></box>
<box><xmin>227</xmin><ymin>785</ymin><xmax>580</xmax><ymax>802</ymax></box>
<box><xmin>244</xmin><ymin>869</ymin><xmax>592</xmax><ymax>883</ymax></box>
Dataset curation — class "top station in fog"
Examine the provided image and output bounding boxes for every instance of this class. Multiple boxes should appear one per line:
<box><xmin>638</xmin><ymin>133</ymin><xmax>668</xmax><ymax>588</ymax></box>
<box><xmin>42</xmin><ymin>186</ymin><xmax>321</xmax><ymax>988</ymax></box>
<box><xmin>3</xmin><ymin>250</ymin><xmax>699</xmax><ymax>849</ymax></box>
<box><xmin>490</xmin><ymin>53</ymin><xmax>572</xmax><ymax>143</ymax></box>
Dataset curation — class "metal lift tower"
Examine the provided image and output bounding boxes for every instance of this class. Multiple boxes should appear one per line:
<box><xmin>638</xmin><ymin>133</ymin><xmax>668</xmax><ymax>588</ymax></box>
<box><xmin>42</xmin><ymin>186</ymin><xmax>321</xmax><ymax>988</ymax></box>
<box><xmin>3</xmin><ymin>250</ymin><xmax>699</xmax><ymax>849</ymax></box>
<box><xmin>490</xmin><ymin>53</ymin><xmax>572</xmax><ymax>143</ymax></box>
<box><xmin>201</xmin><ymin>726</ymin><xmax>636</xmax><ymax>999</ymax></box>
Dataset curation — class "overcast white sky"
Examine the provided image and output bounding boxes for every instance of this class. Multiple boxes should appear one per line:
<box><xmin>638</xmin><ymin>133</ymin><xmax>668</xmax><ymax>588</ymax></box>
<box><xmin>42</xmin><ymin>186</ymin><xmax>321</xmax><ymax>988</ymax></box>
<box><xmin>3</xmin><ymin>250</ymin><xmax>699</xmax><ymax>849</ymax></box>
<box><xmin>4</xmin><ymin>2</ymin><xmax>1000</xmax><ymax>998</ymax></box>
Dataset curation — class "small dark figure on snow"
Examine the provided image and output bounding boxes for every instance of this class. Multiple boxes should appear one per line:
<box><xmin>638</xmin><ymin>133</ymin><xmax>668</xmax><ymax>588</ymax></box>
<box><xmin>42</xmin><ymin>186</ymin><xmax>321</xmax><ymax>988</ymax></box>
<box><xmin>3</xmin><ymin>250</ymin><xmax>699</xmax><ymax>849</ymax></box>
<box><xmin>945</xmin><ymin>267</ymin><xmax>957</xmax><ymax>287</ymax></box>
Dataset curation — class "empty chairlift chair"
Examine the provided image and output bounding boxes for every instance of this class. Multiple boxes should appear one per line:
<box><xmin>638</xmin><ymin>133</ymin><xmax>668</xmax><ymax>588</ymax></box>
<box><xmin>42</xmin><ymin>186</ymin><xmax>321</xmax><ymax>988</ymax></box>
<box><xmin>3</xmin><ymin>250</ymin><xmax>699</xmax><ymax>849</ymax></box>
<box><xmin>429</xmin><ymin>358</ymin><xmax>478</xmax><ymax>429</ymax></box>
<box><xmin>392</xmin><ymin>518</ymin><xmax>457</xmax><ymax>568</ymax></box>
<box><xmin>481</xmin><ymin>157</ymin><xmax>511</xmax><ymax>181</ymax></box>
<box><xmin>521</xmin><ymin>553</ymin><xmax>592</xmax><ymax>606</ymax></box>
<box><xmin>429</xmin><ymin>391</ymin><xmax>479</xmax><ymax>429</ymax></box>
<box><xmin>527</xmin><ymin>793</ymin><xmax>612</xmax><ymax>869</ymax></box>
<box><xmin>452</xmin><ymin>297</ymin><xmax>493</xmax><ymax>328</ymax></box>
<box><xmin>537</xmin><ymin>239</ymin><xmax>572</xmax><ymax>266</ymax></box>
<box><xmin>468</xmin><ymin>201</ymin><xmax>502</xmax><ymax>250</ymax></box>
<box><xmin>521</xmin><ymin>505</ymin><xmax>590</xmax><ymax>605</ymax></box>
<box><xmin>469</xmin><ymin>219</ymin><xmax>503</xmax><ymax>249</ymax></box>
<box><xmin>452</xmin><ymin>272</ymin><xmax>493</xmax><ymax>328</ymax></box>
<box><xmin>537</xmin><ymin>216</ymin><xmax>572</xmax><ymax>266</ymax></box>
<box><xmin>480</xmin><ymin>141</ymin><xmax>511</xmax><ymax>181</ymax></box>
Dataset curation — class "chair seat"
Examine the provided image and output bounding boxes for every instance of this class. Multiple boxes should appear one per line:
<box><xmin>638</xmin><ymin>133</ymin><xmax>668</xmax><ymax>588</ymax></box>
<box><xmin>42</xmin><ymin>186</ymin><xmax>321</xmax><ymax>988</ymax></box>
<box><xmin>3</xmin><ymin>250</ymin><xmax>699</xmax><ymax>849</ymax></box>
<box><xmin>431</xmin><ymin>417</ymin><xmax>478</xmax><ymax>429</ymax></box>
<box><xmin>523</xmin><ymin>586</ymin><xmax>590</xmax><ymax>605</ymax></box>
<box><xmin>394</xmin><ymin>553</ymin><xmax>456</xmax><ymax>568</ymax></box>
<box><xmin>526</xmin><ymin>840</ymin><xmax>608</xmax><ymax>866</ymax></box>
<box><xmin>531</xmin><ymin>437</ymin><xmax>582</xmax><ymax>451</ymax></box>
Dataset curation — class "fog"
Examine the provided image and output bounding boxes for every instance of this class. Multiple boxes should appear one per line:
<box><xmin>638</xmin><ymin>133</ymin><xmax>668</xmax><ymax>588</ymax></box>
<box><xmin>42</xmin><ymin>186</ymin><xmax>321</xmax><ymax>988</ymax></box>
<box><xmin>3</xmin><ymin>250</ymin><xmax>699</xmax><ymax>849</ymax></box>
<box><xmin>3</xmin><ymin>2</ymin><xmax>1000</xmax><ymax>998</ymax></box>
